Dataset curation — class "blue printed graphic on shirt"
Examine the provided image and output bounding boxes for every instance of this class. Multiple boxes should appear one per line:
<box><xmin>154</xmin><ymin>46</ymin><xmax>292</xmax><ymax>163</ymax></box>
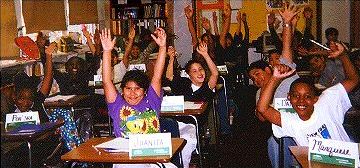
<box><xmin>306</xmin><ymin>124</ymin><xmax>331</xmax><ymax>140</ymax></box>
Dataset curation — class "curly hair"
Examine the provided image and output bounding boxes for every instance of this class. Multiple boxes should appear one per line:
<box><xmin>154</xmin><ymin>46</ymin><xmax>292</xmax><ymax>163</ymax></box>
<box><xmin>120</xmin><ymin>70</ymin><xmax>150</xmax><ymax>90</ymax></box>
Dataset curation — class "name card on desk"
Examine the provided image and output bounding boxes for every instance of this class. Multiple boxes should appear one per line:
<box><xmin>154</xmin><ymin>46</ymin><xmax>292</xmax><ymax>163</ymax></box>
<box><xmin>129</xmin><ymin>133</ymin><xmax>172</xmax><ymax>158</ymax></box>
<box><xmin>129</xmin><ymin>64</ymin><xmax>146</xmax><ymax>72</ymax></box>
<box><xmin>274</xmin><ymin>98</ymin><xmax>296</xmax><ymax>113</ymax></box>
<box><xmin>94</xmin><ymin>75</ymin><xmax>102</xmax><ymax>86</ymax></box>
<box><xmin>161</xmin><ymin>96</ymin><xmax>184</xmax><ymax>112</ymax></box>
<box><xmin>5</xmin><ymin>112</ymin><xmax>40</xmax><ymax>131</ymax></box>
<box><xmin>217</xmin><ymin>65</ymin><xmax>228</xmax><ymax>75</ymax></box>
<box><xmin>308</xmin><ymin>137</ymin><xmax>359</xmax><ymax>167</ymax></box>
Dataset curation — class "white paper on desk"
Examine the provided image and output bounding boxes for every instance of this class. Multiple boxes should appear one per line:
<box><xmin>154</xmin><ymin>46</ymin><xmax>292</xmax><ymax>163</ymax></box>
<box><xmin>184</xmin><ymin>101</ymin><xmax>202</xmax><ymax>110</ymax></box>
<box><xmin>95</xmin><ymin>137</ymin><xmax>129</xmax><ymax>152</ymax></box>
<box><xmin>44</xmin><ymin>95</ymin><xmax>75</xmax><ymax>102</ymax></box>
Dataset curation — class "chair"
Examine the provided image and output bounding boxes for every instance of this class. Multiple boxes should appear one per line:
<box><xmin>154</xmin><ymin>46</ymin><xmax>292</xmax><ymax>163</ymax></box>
<box><xmin>160</xmin><ymin>117</ymin><xmax>183</xmax><ymax>168</ymax></box>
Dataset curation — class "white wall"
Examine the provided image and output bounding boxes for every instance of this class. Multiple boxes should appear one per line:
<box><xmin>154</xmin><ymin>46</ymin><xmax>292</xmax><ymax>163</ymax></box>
<box><xmin>321</xmin><ymin>0</ymin><xmax>350</xmax><ymax>43</ymax></box>
<box><xmin>173</xmin><ymin>0</ymin><xmax>193</xmax><ymax>68</ymax></box>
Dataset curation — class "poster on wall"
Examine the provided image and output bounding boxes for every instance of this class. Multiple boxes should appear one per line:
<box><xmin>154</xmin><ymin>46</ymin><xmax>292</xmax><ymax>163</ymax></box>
<box><xmin>266</xmin><ymin>0</ymin><xmax>284</xmax><ymax>10</ymax></box>
<box><xmin>290</xmin><ymin>0</ymin><xmax>309</xmax><ymax>6</ymax></box>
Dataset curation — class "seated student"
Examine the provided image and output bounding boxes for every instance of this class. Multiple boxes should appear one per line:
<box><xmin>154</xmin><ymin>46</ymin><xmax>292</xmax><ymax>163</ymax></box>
<box><xmin>101</xmin><ymin>27</ymin><xmax>178</xmax><ymax>168</ymax></box>
<box><xmin>2</xmin><ymin>43</ymin><xmax>59</xmax><ymax>167</ymax></box>
<box><xmin>166</xmin><ymin>42</ymin><xmax>218</xmax><ymax>102</ymax></box>
<box><xmin>257</xmin><ymin>42</ymin><xmax>359</xmax><ymax>146</ymax></box>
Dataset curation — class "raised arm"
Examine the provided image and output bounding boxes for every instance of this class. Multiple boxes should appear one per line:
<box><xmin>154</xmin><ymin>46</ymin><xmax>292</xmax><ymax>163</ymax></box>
<box><xmin>202</xmin><ymin>17</ymin><xmax>212</xmax><ymax>35</ymax></box>
<box><xmin>220</xmin><ymin>3</ymin><xmax>231</xmax><ymax>49</ymax></box>
<box><xmin>303</xmin><ymin>7</ymin><xmax>314</xmax><ymax>40</ymax></box>
<box><xmin>82</xmin><ymin>25</ymin><xmax>96</xmax><ymax>55</ymax></box>
<box><xmin>256</xmin><ymin>65</ymin><xmax>296</xmax><ymax>126</ymax></box>
<box><xmin>328</xmin><ymin>42</ymin><xmax>359</xmax><ymax>92</ymax></box>
<box><xmin>100</xmin><ymin>28</ymin><xmax>117</xmax><ymax>103</ymax></box>
<box><xmin>242</xmin><ymin>13</ymin><xmax>250</xmax><ymax>44</ymax></box>
<box><xmin>184</xmin><ymin>5</ymin><xmax>198</xmax><ymax>50</ymax></box>
<box><xmin>165</xmin><ymin>46</ymin><xmax>176</xmax><ymax>81</ymax></box>
<box><xmin>122</xmin><ymin>25</ymin><xmax>136</xmax><ymax>68</ymax></box>
<box><xmin>151</xmin><ymin>28</ymin><xmax>167</xmax><ymax>96</ymax></box>
<box><xmin>39</xmin><ymin>42</ymin><xmax>56</xmax><ymax>96</ymax></box>
<box><xmin>235</xmin><ymin>11</ymin><xmax>242</xmax><ymax>36</ymax></box>
<box><xmin>196</xmin><ymin>42</ymin><xmax>219</xmax><ymax>90</ymax></box>
<box><xmin>268</xmin><ymin>12</ymin><xmax>283</xmax><ymax>51</ymax></box>
<box><xmin>279</xmin><ymin>3</ymin><xmax>301</xmax><ymax>63</ymax></box>
<box><xmin>212</xmin><ymin>11</ymin><xmax>219</xmax><ymax>36</ymax></box>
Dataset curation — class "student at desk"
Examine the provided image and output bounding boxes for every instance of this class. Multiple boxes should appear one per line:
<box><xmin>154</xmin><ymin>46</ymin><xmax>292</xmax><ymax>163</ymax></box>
<box><xmin>101</xmin><ymin>27</ymin><xmax>177</xmax><ymax>168</ymax></box>
<box><xmin>2</xmin><ymin>43</ymin><xmax>59</xmax><ymax>167</ymax></box>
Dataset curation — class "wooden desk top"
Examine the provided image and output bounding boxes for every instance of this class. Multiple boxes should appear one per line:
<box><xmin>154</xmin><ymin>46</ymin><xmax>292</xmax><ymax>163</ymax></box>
<box><xmin>289</xmin><ymin>146</ymin><xmax>346</xmax><ymax>168</ymax></box>
<box><xmin>61</xmin><ymin>137</ymin><xmax>187</xmax><ymax>163</ymax></box>
<box><xmin>1</xmin><ymin>121</ymin><xmax>63</xmax><ymax>142</ymax></box>
<box><xmin>44</xmin><ymin>95</ymin><xmax>90</xmax><ymax>108</ymax></box>
<box><xmin>160</xmin><ymin>102</ymin><xmax>208</xmax><ymax>117</ymax></box>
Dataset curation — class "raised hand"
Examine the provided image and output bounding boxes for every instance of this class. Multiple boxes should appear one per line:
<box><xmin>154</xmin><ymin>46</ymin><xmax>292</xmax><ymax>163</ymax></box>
<box><xmin>45</xmin><ymin>42</ymin><xmax>57</xmax><ymax>56</ymax></box>
<box><xmin>94</xmin><ymin>29</ymin><xmax>101</xmax><ymax>45</ymax></box>
<box><xmin>151</xmin><ymin>28</ymin><xmax>166</xmax><ymax>47</ymax></box>
<box><xmin>184</xmin><ymin>5</ymin><xmax>193</xmax><ymax>19</ymax></box>
<box><xmin>223</xmin><ymin>3</ymin><xmax>231</xmax><ymax>18</ymax></box>
<box><xmin>167</xmin><ymin>46</ymin><xmax>176</xmax><ymax>59</ymax></box>
<box><xmin>241</xmin><ymin>13</ymin><xmax>247</xmax><ymax>22</ymax></box>
<box><xmin>196</xmin><ymin>42</ymin><xmax>208</xmax><ymax>56</ymax></box>
<box><xmin>100</xmin><ymin>28</ymin><xmax>116</xmax><ymax>52</ymax></box>
<box><xmin>328</xmin><ymin>42</ymin><xmax>345</xmax><ymax>58</ymax></box>
<box><xmin>212</xmin><ymin>11</ymin><xmax>218</xmax><ymax>22</ymax></box>
<box><xmin>268</xmin><ymin>12</ymin><xmax>276</xmax><ymax>26</ymax></box>
<box><xmin>128</xmin><ymin>24</ymin><xmax>136</xmax><ymax>40</ymax></box>
<box><xmin>303</xmin><ymin>7</ymin><xmax>313</xmax><ymax>20</ymax></box>
<box><xmin>201</xmin><ymin>17</ymin><xmax>211</xmax><ymax>30</ymax></box>
<box><xmin>236</xmin><ymin>10</ymin><xmax>242</xmax><ymax>23</ymax></box>
<box><xmin>279</xmin><ymin>3</ymin><xmax>301</xmax><ymax>24</ymax></box>
<box><xmin>81</xmin><ymin>25</ymin><xmax>91</xmax><ymax>38</ymax></box>
<box><xmin>272</xmin><ymin>64</ymin><xmax>296</xmax><ymax>79</ymax></box>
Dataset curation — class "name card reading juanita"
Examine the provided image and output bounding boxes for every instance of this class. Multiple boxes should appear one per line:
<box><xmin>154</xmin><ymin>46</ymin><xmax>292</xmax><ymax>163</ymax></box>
<box><xmin>308</xmin><ymin>137</ymin><xmax>359</xmax><ymax>168</ymax></box>
<box><xmin>128</xmin><ymin>133</ymin><xmax>172</xmax><ymax>158</ymax></box>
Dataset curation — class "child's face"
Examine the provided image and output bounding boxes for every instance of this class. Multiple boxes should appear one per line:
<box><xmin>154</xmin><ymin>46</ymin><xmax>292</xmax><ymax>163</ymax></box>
<box><xmin>269</xmin><ymin>53</ymin><xmax>281</xmax><ymax>67</ymax></box>
<box><xmin>130</xmin><ymin>46</ymin><xmax>140</xmax><ymax>59</ymax></box>
<box><xmin>288</xmin><ymin>83</ymin><xmax>318</xmax><ymax>121</ymax></box>
<box><xmin>66</xmin><ymin>59</ymin><xmax>81</xmax><ymax>76</ymax></box>
<box><xmin>309</xmin><ymin>56</ymin><xmax>326</xmax><ymax>77</ymax></box>
<box><xmin>188</xmin><ymin>63</ymin><xmax>206</xmax><ymax>85</ymax></box>
<box><xmin>14</xmin><ymin>88</ymin><xmax>34</xmax><ymax>112</ymax></box>
<box><xmin>249</xmin><ymin>68</ymin><xmax>272</xmax><ymax>88</ymax></box>
<box><xmin>123</xmin><ymin>81</ymin><xmax>145</xmax><ymax>105</ymax></box>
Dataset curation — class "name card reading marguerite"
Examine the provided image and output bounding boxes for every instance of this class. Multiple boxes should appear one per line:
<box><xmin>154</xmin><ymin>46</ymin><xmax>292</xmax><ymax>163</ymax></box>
<box><xmin>129</xmin><ymin>64</ymin><xmax>146</xmax><ymax>72</ymax></box>
<box><xmin>308</xmin><ymin>137</ymin><xmax>359</xmax><ymax>167</ymax></box>
<box><xmin>274</xmin><ymin>98</ymin><xmax>296</xmax><ymax>113</ymax></box>
<box><xmin>5</xmin><ymin>112</ymin><xmax>40</xmax><ymax>131</ymax></box>
<box><xmin>128</xmin><ymin>133</ymin><xmax>172</xmax><ymax>158</ymax></box>
<box><xmin>161</xmin><ymin>96</ymin><xmax>184</xmax><ymax>112</ymax></box>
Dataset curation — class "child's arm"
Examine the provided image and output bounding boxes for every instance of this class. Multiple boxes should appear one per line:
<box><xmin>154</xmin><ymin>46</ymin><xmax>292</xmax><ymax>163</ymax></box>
<box><xmin>100</xmin><ymin>28</ymin><xmax>117</xmax><ymax>103</ymax></box>
<box><xmin>165</xmin><ymin>46</ymin><xmax>176</xmax><ymax>81</ymax></box>
<box><xmin>196</xmin><ymin>42</ymin><xmax>219</xmax><ymax>90</ymax></box>
<box><xmin>219</xmin><ymin>3</ymin><xmax>231</xmax><ymax>49</ymax></box>
<box><xmin>256</xmin><ymin>64</ymin><xmax>296</xmax><ymax>126</ymax></box>
<box><xmin>122</xmin><ymin>25</ymin><xmax>135</xmax><ymax>68</ymax></box>
<box><xmin>242</xmin><ymin>13</ymin><xmax>250</xmax><ymax>45</ymax></box>
<box><xmin>212</xmin><ymin>11</ymin><xmax>219</xmax><ymax>36</ymax></box>
<box><xmin>279</xmin><ymin>3</ymin><xmax>301</xmax><ymax>64</ymax></box>
<box><xmin>39</xmin><ymin>43</ymin><xmax>56</xmax><ymax>96</ymax></box>
<box><xmin>151</xmin><ymin>28</ymin><xmax>167</xmax><ymax>97</ymax></box>
<box><xmin>184</xmin><ymin>5</ymin><xmax>198</xmax><ymax>50</ymax></box>
<box><xmin>82</xmin><ymin>25</ymin><xmax>96</xmax><ymax>55</ymax></box>
<box><xmin>329</xmin><ymin>42</ymin><xmax>360</xmax><ymax>92</ymax></box>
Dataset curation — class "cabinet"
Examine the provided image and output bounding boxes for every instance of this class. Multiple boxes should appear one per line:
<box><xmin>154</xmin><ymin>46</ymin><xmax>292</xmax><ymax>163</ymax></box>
<box><xmin>110</xmin><ymin>0</ymin><xmax>167</xmax><ymax>36</ymax></box>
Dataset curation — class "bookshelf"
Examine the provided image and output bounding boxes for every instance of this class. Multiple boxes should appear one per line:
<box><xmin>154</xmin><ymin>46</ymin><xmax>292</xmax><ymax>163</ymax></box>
<box><xmin>110</xmin><ymin>0</ymin><xmax>167</xmax><ymax>36</ymax></box>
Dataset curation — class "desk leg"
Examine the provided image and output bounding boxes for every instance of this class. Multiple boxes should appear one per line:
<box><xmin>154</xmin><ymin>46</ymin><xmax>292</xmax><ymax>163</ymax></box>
<box><xmin>189</xmin><ymin>115</ymin><xmax>203</xmax><ymax>168</ymax></box>
<box><xmin>27</xmin><ymin>141</ymin><xmax>32</xmax><ymax>168</ymax></box>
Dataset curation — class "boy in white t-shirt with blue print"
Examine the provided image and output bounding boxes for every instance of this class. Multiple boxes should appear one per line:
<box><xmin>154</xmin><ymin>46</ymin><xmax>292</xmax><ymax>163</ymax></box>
<box><xmin>257</xmin><ymin>41</ymin><xmax>359</xmax><ymax>146</ymax></box>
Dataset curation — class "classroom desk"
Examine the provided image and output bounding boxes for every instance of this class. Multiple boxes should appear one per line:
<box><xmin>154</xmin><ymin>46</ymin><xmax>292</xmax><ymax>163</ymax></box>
<box><xmin>44</xmin><ymin>95</ymin><xmax>92</xmax><ymax>116</ymax></box>
<box><xmin>160</xmin><ymin>102</ymin><xmax>208</xmax><ymax>168</ymax></box>
<box><xmin>289</xmin><ymin>146</ymin><xmax>346</xmax><ymax>168</ymax></box>
<box><xmin>61</xmin><ymin>137</ymin><xmax>186</xmax><ymax>164</ymax></box>
<box><xmin>2</xmin><ymin>121</ymin><xmax>64</xmax><ymax>168</ymax></box>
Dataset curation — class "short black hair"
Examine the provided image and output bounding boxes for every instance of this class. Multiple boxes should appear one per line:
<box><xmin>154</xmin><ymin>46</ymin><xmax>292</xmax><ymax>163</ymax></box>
<box><xmin>268</xmin><ymin>49</ymin><xmax>281</xmax><ymax>56</ymax></box>
<box><xmin>325</xmin><ymin>27</ymin><xmax>339</xmax><ymax>37</ymax></box>
<box><xmin>121</xmin><ymin>70</ymin><xmax>150</xmax><ymax>90</ymax></box>
<box><xmin>289</xmin><ymin>77</ymin><xmax>317</xmax><ymax>95</ymax></box>
<box><xmin>184</xmin><ymin>59</ymin><xmax>205</xmax><ymax>74</ymax></box>
<box><xmin>247</xmin><ymin>60</ymin><xmax>271</xmax><ymax>75</ymax></box>
<box><xmin>13</xmin><ymin>72</ymin><xmax>37</xmax><ymax>97</ymax></box>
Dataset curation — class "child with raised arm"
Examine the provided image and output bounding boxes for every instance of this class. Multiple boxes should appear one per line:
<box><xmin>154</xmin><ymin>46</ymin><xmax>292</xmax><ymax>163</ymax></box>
<box><xmin>100</xmin><ymin>28</ymin><xmax>178</xmax><ymax>168</ymax></box>
<box><xmin>257</xmin><ymin>42</ymin><xmax>359</xmax><ymax>146</ymax></box>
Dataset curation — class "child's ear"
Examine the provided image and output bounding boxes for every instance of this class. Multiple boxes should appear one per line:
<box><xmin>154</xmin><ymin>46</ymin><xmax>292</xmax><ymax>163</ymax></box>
<box><xmin>313</xmin><ymin>96</ymin><xmax>319</xmax><ymax>103</ymax></box>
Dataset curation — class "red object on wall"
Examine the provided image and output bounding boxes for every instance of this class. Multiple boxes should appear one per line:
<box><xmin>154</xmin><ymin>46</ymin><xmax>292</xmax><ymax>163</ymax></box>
<box><xmin>14</xmin><ymin>36</ymin><xmax>40</xmax><ymax>60</ymax></box>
